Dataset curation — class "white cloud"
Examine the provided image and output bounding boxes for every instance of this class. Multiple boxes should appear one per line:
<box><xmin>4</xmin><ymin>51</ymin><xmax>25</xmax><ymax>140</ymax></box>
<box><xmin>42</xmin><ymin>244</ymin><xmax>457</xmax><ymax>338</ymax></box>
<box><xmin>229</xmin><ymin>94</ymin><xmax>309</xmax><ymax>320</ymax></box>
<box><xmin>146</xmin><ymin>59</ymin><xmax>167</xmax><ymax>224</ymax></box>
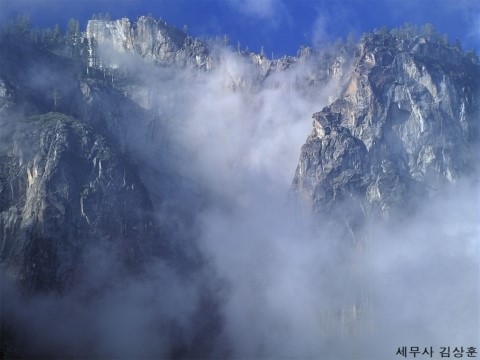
<box><xmin>312</xmin><ymin>13</ymin><xmax>329</xmax><ymax>47</ymax></box>
<box><xmin>227</xmin><ymin>0</ymin><xmax>283</xmax><ymax>20</ymax></box>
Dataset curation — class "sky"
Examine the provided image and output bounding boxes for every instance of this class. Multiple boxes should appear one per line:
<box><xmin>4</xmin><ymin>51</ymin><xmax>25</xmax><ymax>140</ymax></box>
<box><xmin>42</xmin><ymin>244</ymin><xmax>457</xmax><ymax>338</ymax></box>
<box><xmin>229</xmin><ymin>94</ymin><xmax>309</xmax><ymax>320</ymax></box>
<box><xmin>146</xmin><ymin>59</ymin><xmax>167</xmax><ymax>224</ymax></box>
<box><xmin>1</xmin><ymin>0</ymin><xmax>479</xmax><ymax>56</ymax></box>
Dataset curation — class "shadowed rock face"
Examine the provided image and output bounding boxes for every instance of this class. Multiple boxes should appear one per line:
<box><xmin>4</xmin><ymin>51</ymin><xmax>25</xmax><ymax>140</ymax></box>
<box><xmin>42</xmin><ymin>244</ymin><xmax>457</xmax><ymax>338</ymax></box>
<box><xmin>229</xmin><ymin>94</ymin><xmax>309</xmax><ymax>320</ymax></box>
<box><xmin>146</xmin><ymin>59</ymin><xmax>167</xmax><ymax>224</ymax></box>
<box><xmin>0</xmin><ymin>113</ymin><xmax>158</xmax><ymax>292</ymax></box>
<box><xmin>293</xmin><ymin>33</ymin><xmax>480</xmax><ymax>222</ymax></box>
<box><xmin>0</xmin><ymin>24</ymin><xmax>226</xmax><ymax>357</ymax></box>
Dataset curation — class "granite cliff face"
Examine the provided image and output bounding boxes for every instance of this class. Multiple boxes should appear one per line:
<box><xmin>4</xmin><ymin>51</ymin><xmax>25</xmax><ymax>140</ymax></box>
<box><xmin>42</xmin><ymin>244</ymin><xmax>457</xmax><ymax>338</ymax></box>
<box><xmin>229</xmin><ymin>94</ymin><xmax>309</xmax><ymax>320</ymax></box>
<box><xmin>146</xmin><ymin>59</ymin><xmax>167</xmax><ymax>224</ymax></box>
<box><xmin>293</xmin><ymin>32</ymin><xmax>480</xmax><ymax>224</ymax></box>
<box><xmin>290</xmin><ymin>32</ymin><xmax>479</xmax><ymax>338</ymax></box>
<box><xmin>0</xmin><ymin>113</ymin><xmax>158</xmax><ymax>292</ymax></box>
<box><xmin>86</xmin><ymin>16</ymin><xmax>211</xmax><ymax>69</ymax></box>
<box><xmin>85</xmin><ymin>16</ymin><xmax>354</xmax><ymax>89</ymax></box>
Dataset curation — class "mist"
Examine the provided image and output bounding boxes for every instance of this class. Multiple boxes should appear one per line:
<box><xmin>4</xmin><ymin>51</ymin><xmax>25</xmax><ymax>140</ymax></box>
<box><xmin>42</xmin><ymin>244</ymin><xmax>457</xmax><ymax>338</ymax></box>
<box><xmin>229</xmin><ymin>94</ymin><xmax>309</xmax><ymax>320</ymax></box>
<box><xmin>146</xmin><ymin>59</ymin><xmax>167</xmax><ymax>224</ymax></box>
<box><xmin>1</xmin><ymin>29</ymin><xmax>479</xmax><ymax>360</ymax></box>
<box><xmin>99</xmin><ymin>42</ymin><xmax>479</xmax><ymax>358</ymax></box>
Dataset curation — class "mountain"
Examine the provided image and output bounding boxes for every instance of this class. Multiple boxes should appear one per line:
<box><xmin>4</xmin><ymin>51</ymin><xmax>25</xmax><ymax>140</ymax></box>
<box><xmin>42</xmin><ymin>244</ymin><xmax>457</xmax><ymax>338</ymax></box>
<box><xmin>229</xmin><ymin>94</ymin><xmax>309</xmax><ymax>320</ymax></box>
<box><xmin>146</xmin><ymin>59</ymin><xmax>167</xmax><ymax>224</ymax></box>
<box><xmin>293</xmin><ymin>30</ymin><xmax>480</xmax><ymax>237</ymax></box>
<box><xmin>0</xmin><ymin>16</ymin><xmax>322</xmax><ymax>291</ymax></box>
<box><xmin>0</xmin><ymin>16</ymin><xmax>478</xmax><ymax>359</ymax></box>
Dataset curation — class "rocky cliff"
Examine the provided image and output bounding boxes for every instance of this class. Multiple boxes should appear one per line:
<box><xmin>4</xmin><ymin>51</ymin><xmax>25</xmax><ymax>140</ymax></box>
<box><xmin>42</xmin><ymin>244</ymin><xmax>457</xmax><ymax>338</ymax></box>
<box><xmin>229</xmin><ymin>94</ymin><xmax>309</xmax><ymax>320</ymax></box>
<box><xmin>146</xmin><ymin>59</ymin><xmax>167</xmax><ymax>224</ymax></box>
<box><xmin>0</xmin><ymin>113</ymin><xmax>159</xmax><ymax>292</ymax></box>
<box><xmin>84</xmin><ymin>16</ymin><xmax>354</xmax><ymax>89</ymax></box>
<box><xmin>290</xmin><ymin>31</ymin><xmax>479</xmax><ymax>340</ymax></box>
<box><xmin>86</xmin><ymin>16</ymin><xmax>211</xmax><ymax>69</ymax></box>
<box><xmin>293</xmin><ymin>32</ymin><xmax>480</xmax><ymax>226</ymax></box>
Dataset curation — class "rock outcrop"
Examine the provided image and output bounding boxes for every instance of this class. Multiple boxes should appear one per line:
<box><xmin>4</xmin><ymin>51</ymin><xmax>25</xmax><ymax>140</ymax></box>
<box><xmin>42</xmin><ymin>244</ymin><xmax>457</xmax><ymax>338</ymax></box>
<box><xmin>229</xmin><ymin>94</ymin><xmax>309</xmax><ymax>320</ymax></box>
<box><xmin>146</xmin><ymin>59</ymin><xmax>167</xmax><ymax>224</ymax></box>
<box><xmin>85</xmin><ymin>16</ymin><xmax>355</xmax><ymax>92</ymax></box>
<box><xmin>86</xmin><ymin>16</ymin><xmax>211</xmax><ymax>69</ymax></box>
<box><xmin>291</xmin><ymin>31</ymin><xmax>480</xmax><ymax>338</ymax></box>
<box><xmin>0</xmin><ymin>113</ymin><xmax>158</xmax><ymax>292</ymax></box>
<box><xmin>293</xmin><ymin>32</ymin><xmax>480</xmax><ymax>222</ymax></box>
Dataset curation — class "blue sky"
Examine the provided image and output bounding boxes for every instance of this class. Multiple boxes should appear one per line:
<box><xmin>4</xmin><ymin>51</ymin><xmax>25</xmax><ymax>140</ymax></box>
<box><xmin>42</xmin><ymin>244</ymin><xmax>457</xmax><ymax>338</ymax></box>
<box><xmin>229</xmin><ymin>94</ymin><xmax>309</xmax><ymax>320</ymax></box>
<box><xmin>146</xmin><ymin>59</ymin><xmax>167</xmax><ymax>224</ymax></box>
<box><xmin>1</xmin><ymin>0</ymin><xmax>479</xmax><ymax>56</ymax></box>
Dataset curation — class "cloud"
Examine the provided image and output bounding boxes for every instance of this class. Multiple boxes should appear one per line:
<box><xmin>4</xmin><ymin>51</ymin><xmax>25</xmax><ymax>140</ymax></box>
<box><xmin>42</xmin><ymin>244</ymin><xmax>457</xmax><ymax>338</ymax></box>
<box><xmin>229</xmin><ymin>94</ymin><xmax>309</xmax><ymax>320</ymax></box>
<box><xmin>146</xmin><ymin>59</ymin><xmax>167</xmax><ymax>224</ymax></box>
<box><xmin>1</xmin><ymin>255</ymin><xmax>206</xmax><ymax>358</ymax></box>
<box><xmin>312</xmin><ymin>13</ymin><xmax>329</xmax><ymax>47</ymax></box>
<box><xmin>195</xmin><ymin>175</ymin><xmax>479</xmax><ymax>358</ymax></box>
<box><xmin>227</xmin><ymin>0</ymin><xmax>283</xmax><ymax>20</ymax></box>
<box><xmin>458</xmin><ymin>0</ymin><xmax>480</xmax><ymax>50</ymax></box>
<box><xmin>121</xmin><ymin>43</ymin><xmax>478</xmax><ymax>358</ymax></box>
<box><xmin>309</xmin><ymin>3</ymin><xmax>359</xmax><ymax>48</ymax></box>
